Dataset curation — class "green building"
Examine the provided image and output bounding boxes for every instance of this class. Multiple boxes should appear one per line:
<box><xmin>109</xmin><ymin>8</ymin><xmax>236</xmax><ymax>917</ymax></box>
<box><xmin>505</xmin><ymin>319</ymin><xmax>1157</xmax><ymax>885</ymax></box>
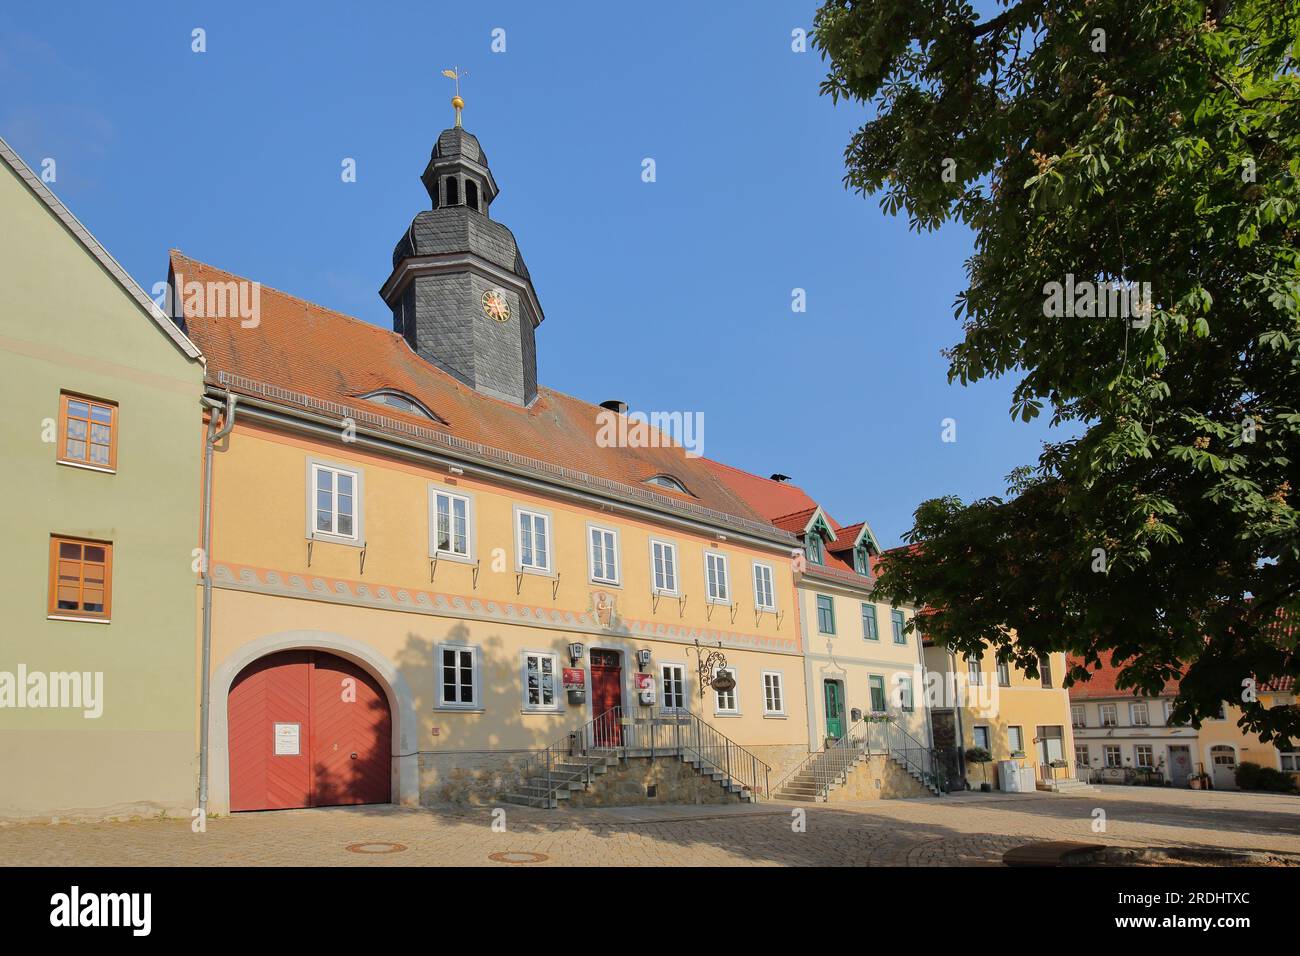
<box><xmin>0</xmin><ymin>137</ymin><xmax>205</xmax><ymax>820</ymax></box>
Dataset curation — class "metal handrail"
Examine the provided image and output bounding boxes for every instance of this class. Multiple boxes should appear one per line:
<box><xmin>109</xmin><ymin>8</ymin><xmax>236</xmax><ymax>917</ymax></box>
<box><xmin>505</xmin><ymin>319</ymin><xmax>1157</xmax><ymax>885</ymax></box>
<box><xmin>656</xmin><ymin>708</ymin><xmax>772</xmax><ymax>799</ymax></box>
<box><xmin>884</xmin><ymin>717</ymin><xmax>942</xmax><ymax>792</ymax></box>
<box><xmin>771</xmin><ymin>717</ymin><xmax>885</xmax><ymax>797</ymax></box>
<box><xmin>772</xmin><ymin>715</ymin><xmax>943</xmax><ymax>800</ymax></box>
<box><xmin>511</xmin><ymin>705</ymin><xmax>772</xmax><ymax>804</ymax></box>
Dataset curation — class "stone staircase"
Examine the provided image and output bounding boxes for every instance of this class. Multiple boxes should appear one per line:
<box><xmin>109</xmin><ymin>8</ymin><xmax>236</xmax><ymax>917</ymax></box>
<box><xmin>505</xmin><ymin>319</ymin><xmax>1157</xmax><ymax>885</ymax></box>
<box><xmin>500</xmin><ymin>747</ymin><xmax>762</xmax><ymax>809</ymax></box>
<box><xmin>775</xmin><ymin>718</ymin><xmax>943</xmax><ymax>803</ymax></box>
<box><xmin>501</xmin><ymin>749</ymin><xmax>621</xmax><ymax>809</ymax></box>
<box><xmin>500</xmin><ymin>707</ymin><xmax>770</xmax><ymax>809</ymax></box>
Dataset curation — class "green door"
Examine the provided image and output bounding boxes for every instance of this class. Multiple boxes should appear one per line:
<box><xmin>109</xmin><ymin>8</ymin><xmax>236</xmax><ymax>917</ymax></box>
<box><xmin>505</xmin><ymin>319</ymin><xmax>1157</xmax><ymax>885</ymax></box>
<box><xmin>823</xmin><ymin>680</ymin><xmax>845</xmax><ymax>741</ymax></box>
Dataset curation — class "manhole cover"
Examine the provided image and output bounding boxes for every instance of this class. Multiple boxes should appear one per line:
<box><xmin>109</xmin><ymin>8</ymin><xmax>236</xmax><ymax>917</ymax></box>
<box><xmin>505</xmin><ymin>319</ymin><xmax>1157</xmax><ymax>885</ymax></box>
<box><xmin>488</xmin><ymin>851</ymin><xmax>548</xmax><ymax>864</ymax></box>
<box><xmin>345</xmin><ymin>842</ymin><xmax>407</xmax><ymax>854</ymax></box>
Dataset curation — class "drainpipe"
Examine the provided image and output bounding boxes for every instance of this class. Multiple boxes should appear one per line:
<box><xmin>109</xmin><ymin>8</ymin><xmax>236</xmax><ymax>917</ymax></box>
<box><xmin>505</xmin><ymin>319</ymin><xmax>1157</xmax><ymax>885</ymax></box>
<box><xmin>198</xmin><ymin>391</ymin><xmax>237</xmax><ymax>813</ymax></box>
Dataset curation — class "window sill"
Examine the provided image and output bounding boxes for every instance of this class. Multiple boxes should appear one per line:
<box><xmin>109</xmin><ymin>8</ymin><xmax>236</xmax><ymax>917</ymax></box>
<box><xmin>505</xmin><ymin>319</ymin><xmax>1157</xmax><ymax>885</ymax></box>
<box><xmin>308</xmin><ymin>534</ymin><xmax>363</xmax><ymax>549</ymax></box>
<box><xmin>712</xmin><ymin>712</ymin><xmax>742</xmax><ymax>719</ymax></box>
<box><xmin>47</xmin><ymin>614</ymin><xmax>111</xmax><ymax>625</ymax></box>
<box><xmin>57</xmin><ymin>459</ymin><xmax>116</xmax><ymax>475</ymax></box>
<box><xmin>520</xmin><ymin>708</ymin><xmax>565</xmax><ymax>716</ymax></box>
<box><xmin>434</xmin><ymin>705</ymin><xmax>485</xmax><ymax>713</ymax></box>
<box><xmin>518</xmin><ymin>566</ymin><xmax>554</xmax><ymax>578</ymax></box>
<box><xmin>762</xmin><ymin>713</ymin><xmax>787</xmax><ymax>719</ymax></box>
<box><xmin>589</xmin><ymin>578</ymin><xmax>622</xmax><ymax>589</ymax></box>
<box><xmin>431</xmin><ymin>551</ymin><xmax>476</xmax><ymax>565</ymax></box>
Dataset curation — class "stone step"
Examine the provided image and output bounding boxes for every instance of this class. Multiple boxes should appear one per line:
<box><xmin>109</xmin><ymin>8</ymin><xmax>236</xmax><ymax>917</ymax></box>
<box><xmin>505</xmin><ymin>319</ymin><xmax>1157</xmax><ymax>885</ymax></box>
<box><xmin>501</xmin><ymin>793</ymin><xmax>557</xmax><ymax>809</ymax></box>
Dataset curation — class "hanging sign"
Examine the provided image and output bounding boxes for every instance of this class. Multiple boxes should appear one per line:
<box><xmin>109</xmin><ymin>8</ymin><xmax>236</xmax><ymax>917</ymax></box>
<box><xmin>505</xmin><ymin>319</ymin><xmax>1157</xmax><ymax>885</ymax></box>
<box><xmin>562</xmin><ymin>668</ymin><xmax>585</xmax><ymax>691</ymax></box>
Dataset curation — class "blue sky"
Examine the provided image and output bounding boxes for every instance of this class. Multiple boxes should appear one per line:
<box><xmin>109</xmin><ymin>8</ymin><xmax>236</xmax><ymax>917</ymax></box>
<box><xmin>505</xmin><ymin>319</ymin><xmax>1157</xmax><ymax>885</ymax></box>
<box><xmin>0</xmin><ymin>1</ymin><xmax>1054</xmax><ymax>547</ymax></box>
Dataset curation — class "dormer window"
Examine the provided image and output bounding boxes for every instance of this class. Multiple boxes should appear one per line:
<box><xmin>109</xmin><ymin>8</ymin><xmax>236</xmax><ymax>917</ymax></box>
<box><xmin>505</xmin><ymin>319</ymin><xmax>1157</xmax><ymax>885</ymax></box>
<box><xmin>361</xmin><ymin>389</ymin><xmax>437</xmax><ymax>420</ymax></box>
<box><xmin>465</xmin><ymin>179</ymin><xmax>479</xmax><ymax>212</ymax></box>
<box><xmin>645</xmin><ymin>474</ymin><xmax>690</xmax><ymax>495</ymax></box>
<box><xmin>806</xmin><ymin>533</ymin><xmax>823</xmax><ymax>565</ymax></box>
<box><xmin>444</xmin><ymin>176</ymin><xmax>460</xmax><ymax>206</ymax></box>
<box><xmin>854</xmin><ymin>546</ymin><xmax>870</xmax><ymax>575</ymax></box>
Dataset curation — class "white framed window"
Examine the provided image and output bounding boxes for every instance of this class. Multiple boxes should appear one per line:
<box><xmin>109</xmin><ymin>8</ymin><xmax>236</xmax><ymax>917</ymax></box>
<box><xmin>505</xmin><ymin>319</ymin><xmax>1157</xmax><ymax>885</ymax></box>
<box><xmin>660</xmin><ymin>662</ymin><xmax>686</xmax><ymax>713</ymax></box>
<box><xmin>1008</xmin><ymin>725</ymin><xmax>1024</xmax><ymax>755</ymax></box>
<box><xmin>429</xmin><ymin>487</ymin><xmax>473</xmax><ymax>560</ymax></box>
<box><xmin>895</xmin><ymin>674</ymin><xmax>915</xmax><ymax>712</ymax></box>
<box><xmin>753</xmin><ymin>562</ymin><xmax>776</xmax><ymax>611</ymax></box>
<box><xmin>515</xmin><ymin>507</ymin><xmax>551</xmax><ymax>573</ymax></box>
<box><xmin>704</xmin><ymin>551</ymin><xmax>730</xmax><ymax>604</ymax></box>
<box><xmin>1071</xmin><ymin>704</ymin><xmax>1086</xmax><ymax>727</ymax></box>
<box><xmin>996</xmin><ymin>659</ymin><xmax>1011</xmax><ymax>686</ymax></box>
<box><xmin>1099</xmin><ymin>703</ymin><xmax>1117</xmax><ymax>727</ymax></box>
<box><xmin>307</xmin><ymin>459</ymin><xmax>363</xmax><ymax>544</ymax></box>
<box><xmin>1134</xmin><ymin>744</ymin><xmax>1154</xmax><ymax>769</ymax></box>
<box><xmin>1103</xmin><ymin>745</ymin><xmax>1122</xmax><ymax>768</ymax></box>
<box><xmin>713</xmin><ymin>666</ymin><xmax>738</xmax><ymax>715</ymax></box>
<box><xmin>1075</xmin><ymin>744</ymin><xmax>1090</xmax><ymax>768</ymax></box>
<box><xmin>650</xmin><ymin>538</ymin><xmax>678</xmax><ymax>594</ymax></box>
<box><xmin>436</xmin><ymin>643</ymin><xmax>480</xmax><ymax>710</ymax></box>
<box><xmin>762</xmin><ymin>671</ymin><xmax>785</xmax><ymax>716</ymax></box>
<box><xmin>972</xmin><ymin>726</ymin><xmax>991</xmax><ymax>751</ymax></box>
<box><xmin>521</xmin><ymin>651</ymin><xmax>560</xmax><ymax>713</ymax></box>
<box><xmin>966</xmin><ymin>653</ymin><xmax>983</xmax><ymax>686</ymax></box>
<box><xmin>1280</xmin><ymin>753</ymin><xmax>1299</xmax><ymax>772</ymax></box>
<box><xmin>587</xmin><ymin>525</ymin><xmax>620</xmax><ymax>585</ymax></box>
<box><xmin>1130</xmin><ymin>702</ymin><xmax>1149</xmax><ymax>726</ymax></box>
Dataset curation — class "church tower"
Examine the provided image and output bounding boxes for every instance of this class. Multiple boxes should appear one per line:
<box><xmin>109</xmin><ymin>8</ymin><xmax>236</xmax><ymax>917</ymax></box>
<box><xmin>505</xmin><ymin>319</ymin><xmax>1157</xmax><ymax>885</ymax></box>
<box><xmin>381</xmin><ymin>84</ymin><xmax>543</xmax><ymax>406</ymax></box>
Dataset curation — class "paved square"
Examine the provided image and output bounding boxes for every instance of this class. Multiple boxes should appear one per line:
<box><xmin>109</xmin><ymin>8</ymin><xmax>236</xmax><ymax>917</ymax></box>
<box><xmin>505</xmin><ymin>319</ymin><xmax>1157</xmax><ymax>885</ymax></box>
<box><xmin>2</xmin><ymin>787</ymin><xmax>1297</xmax><ymax>866</ymax></box>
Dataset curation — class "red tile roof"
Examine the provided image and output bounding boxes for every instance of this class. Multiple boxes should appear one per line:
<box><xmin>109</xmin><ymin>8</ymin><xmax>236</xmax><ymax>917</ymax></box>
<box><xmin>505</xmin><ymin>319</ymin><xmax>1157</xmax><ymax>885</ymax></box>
<box><xmin>1066</xmin><ymin>653</ymin><xmax>1184</xmax><ymax>699</ymax></box>
<box><xmin>771</xmin><ymin>507</ymin><xmax>819</xmax><ymax>535</ymax></box>
<box><xmin>828</xmin><ymin>522</ymin><xmax>865</xmax><ymax>551</ymax></box>
<box><xmin>699</xmin><ymin>460</ymin><xmax>823</xmax><ymax>522</ymax></box>
<box><xmin>170</xmin><ymin>251</ymin><xmax>778</xmax><ymax>530</ymax></box>
<box><xmin>701</xmin><ymin>459</ymin><xmax>872</xmax><ymax>583</ymax></box>
<box><xmin>1069</xmin><ymin>606</ymin><xmax>1297</xmax><ymax>698</ymax></box>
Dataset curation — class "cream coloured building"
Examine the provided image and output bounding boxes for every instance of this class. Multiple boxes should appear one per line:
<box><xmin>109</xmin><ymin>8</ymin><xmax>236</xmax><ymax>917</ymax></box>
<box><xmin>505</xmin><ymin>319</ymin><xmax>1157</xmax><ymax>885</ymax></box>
<box><xmin>173</xmin><ymin>117</ymin><xmax>818</xmax><ymax>813</ymax></box>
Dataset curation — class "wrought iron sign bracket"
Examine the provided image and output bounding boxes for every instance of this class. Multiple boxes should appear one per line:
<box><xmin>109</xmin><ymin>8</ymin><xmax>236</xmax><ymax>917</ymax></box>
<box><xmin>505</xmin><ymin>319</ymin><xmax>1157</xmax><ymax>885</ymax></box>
<box><xmin>471</xmin><ymin>559</ymin><xmax>481</xmax><ymax>589</ymax></box>
<box><xmin>307</xmin><ymin>533</ymin><xmax>315</xmax><ymax>568</ymax></box>
<box><xmin>430</xmin><ymin>554</ymin><xmax>439</xmax><ymax>583</ymax></box>
<box><xmin>359</xmin><ymin>541</ymin><xmax>368</xmax><ymax>575</ymax></box>
<box><xmin>551</xmin><ymin>572</ymin><xmax>561</xmax><ymax>602</ymax></box>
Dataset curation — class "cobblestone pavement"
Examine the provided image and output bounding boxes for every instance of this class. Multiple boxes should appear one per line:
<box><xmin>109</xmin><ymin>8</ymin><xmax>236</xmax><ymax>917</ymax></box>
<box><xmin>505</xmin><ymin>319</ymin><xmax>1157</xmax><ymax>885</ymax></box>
<box><xmin>2</xmin><ymin>787</ymin><xmax>1297</xmax><ymax>867</ymax></box>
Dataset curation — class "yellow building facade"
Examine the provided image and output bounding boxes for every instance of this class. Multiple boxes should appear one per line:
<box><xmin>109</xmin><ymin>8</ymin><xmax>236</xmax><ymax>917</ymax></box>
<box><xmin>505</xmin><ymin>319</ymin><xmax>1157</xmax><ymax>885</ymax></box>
<box><xmin>925</xmin><ymin>643</ymin><xmax>1076</xmax><ymax>791</ymax></box>
<box><xmin>200</xmin><ymin>416</ymin><xmax>812</xmax><ymax>810</ymax></box>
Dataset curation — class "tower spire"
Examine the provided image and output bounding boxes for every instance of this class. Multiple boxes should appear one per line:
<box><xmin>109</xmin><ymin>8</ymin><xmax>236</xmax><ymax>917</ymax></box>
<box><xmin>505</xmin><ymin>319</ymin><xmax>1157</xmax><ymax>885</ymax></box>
<box><xmin>441</xmin><ymin>67</ymin><xmax>467</xmax><ymax>128</ymax></box>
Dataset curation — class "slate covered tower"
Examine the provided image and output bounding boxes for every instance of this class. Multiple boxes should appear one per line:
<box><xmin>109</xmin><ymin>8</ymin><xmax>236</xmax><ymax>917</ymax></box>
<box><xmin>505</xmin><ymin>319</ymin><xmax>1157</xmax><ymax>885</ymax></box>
<box><xmin>381</xmin><ymin>98</ymin><xmax>543</xmax><ymax>406</ymax></box>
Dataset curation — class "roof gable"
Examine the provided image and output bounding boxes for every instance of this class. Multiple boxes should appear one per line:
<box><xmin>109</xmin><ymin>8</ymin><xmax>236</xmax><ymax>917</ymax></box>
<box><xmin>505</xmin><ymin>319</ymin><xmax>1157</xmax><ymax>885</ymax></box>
<box><xmin>0</xmin><ymin>136</ymin><xmax>201</xmax><ymax>361</ymax></box>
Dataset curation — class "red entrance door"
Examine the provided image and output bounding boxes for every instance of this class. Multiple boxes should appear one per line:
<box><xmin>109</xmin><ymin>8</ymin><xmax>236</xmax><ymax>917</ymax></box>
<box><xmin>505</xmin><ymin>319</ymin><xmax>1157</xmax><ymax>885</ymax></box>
<box><xmin>228</xmin><ymin>650</ymin><xmax>392</xmax><ymax>811</ymax></box>
<box><xmin>589</xmin><ymin>649</ymin><xmax>622</xmax><ymax>746</ymax></box>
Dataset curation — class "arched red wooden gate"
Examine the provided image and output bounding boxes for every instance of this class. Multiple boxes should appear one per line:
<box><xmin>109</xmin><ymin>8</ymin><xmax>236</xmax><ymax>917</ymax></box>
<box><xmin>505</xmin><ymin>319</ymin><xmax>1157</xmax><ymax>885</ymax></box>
<box><xmin>228</xmin><ymin>650</ymin><xmax>392</xmax><ymax>811</ymax></box>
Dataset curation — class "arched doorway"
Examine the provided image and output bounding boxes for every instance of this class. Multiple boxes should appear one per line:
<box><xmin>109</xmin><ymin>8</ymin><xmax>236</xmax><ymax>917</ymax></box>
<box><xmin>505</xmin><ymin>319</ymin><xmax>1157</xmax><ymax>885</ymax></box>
<box><xmin>228</xmin><ymin>650</ymin><xmax>392</xmax><ymax>811</ymax></box>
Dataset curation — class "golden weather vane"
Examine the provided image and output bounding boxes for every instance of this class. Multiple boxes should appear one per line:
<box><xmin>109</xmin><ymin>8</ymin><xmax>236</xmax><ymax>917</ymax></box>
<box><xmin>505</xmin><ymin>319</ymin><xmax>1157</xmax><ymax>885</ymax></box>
<box><xmin>442</xmin><ymin>67</ymin><xmax>468</xmax><ymax>127</ymax></box>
